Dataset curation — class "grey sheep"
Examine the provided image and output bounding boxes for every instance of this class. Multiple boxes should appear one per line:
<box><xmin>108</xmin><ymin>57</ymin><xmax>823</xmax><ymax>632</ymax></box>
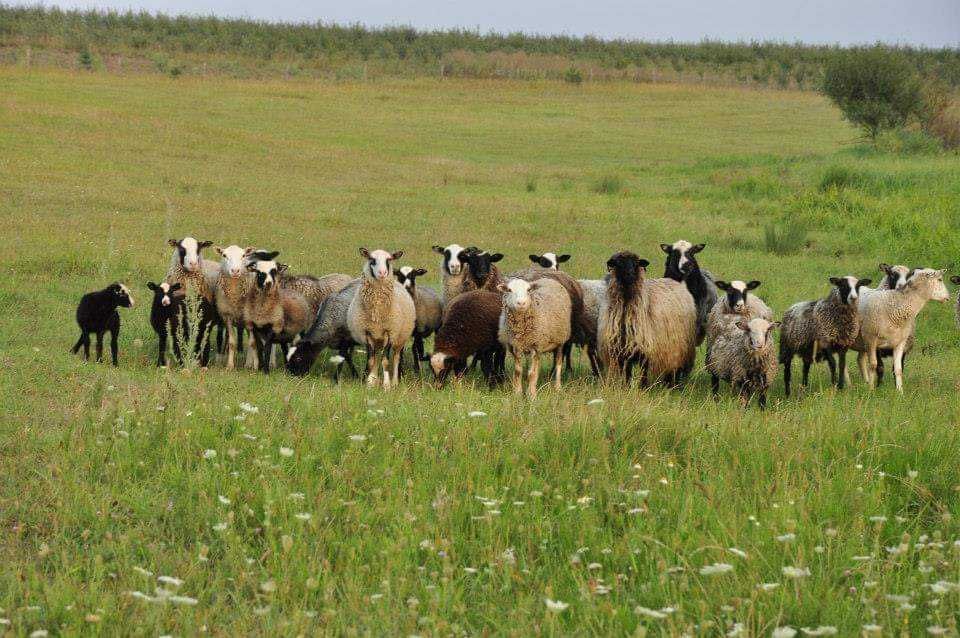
<box><xmin>706</xmin><ymin>317</ymin><xmax>780</xmax><ymax>409</ymax></box>
<box><xmin>286</xmin><ymin>279</ymin><xmax>362</xmax><ymax>379</ymax></box>
<box><xmin>395</xmin><ymin>266</ymin><xmax>442</xmax><ymax>373</ymax></box>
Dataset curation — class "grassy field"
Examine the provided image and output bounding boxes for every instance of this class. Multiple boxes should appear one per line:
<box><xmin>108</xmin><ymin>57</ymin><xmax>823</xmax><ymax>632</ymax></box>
<box><xmin>2</xmin><ymin>67</ymin><xmax>960</xmax><ymax>636</ymax></box>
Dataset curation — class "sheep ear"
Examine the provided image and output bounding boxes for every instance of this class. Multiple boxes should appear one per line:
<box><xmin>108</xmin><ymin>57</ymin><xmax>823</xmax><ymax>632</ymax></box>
<box><xmin>198</xmin><ymin>240</ymin><xmax>213</xmax><ymax>249</ymax></box>
<box><xmin>557</xmin><ymin>254</ymin><xmax>571</xmax><ymax>263</ymax></box>
<box><xmin>638</xmin><ymin>259</ymin><xmax>650</xmax><ymax>268</ymax></box>
<box><xmin>878</xmin><ymin>263</ymin><xmax>891</xmax><ymax>274</ymax></box>
<box><xmin>769</xmin><ymin>321</ymin><xmax>781</xmax><ymax>330</ymax></box>
<box><xmin>147</xmin><ymin>282</ymin><xmax>158</xmax><ymax>291</ymax></box>
<box><xmin>215</xmin><ymin>246</ymin><xmax>225</xmax><ymax>256</ymax></box>
<box><xmin>246</xmin><ymin>263</ymin><xmax>258</xmax><ymax>272</ymax></box>
<box><xmin>277</xmin><ymin>263</ymin><xmax>289</xmax><ymax>274</ymax></box>
<box><xmin>262</xmin><ymin>250</ymin><xmax>280</xmax><ymax>260</ymax></box>
<box><xmin>659</xmin><ymin>243</ymin><xmax>671</xmax><ymax>253</ymax></box>
<box><xmin>489</xmin><ymin>253</ymin><xmax>504</xmax><ymax>263</ymax></box>
<box><xmin>690</xmin><ymin>243</ymin><xmax>705</xmax><ymax>254</ymax></box>
<box><xmin>829</xmin><ymin>277</ymin><xmax>842</xmax><ymax>287</ymax></box>
<box><xmin>391</xmin><ymin>250</ymin><xmax>404</xmax><ymax>261</ymax></box>
<box><xmin>359</xmin><ymin>247</ymin><xmax>370</xmax><ymax>259</ymax></box>
<box><xmin>432</xmin><ymin>245</ymin><xmax>444</xmax><ymax>254</ymax></box>
<box><xmin>935</xmin><ymin>269</ymin><xmax>946</xmax><ymax>278</ymax></box>
<box><xmin>951</xmin><ymin>275</ymin><xmax>960</xmax><ymax>285</ymax></box>
<box><xmin>170</xmin><ymin>283</ymin><xmax>182</xmax><ymax>292</ymax></box>
<box><xmin>715</xmin><ymin>280</ymin><xmax>729</xmax><ymax>291</ymax></box>
<box><xmin>858</xmin><ymin>279</ymin><xmax>872</xmax><ymax>288</ymax></box>
<box><xmin>496</xmin><ymin>283</ymin><xmax>509</xmax><ymax>293</ymax></box>
<box><xmin>242</xmin><ymin>246</ymin><xmax>256</xmax><ymax>256</ymax></box>
<box><xmin>168</xmin><ymin>239</ymin><xmax>179</xmax><ymax>247</ymax></box>
<box><xmin>414</xmin><ymin>268</ymin><xmax>428</xmax><ymax>277</ymax></box>
<box><xmin>746</xmin><ymin>280</ymin><xmax>762</xmax><ymax>290</ymax></box>
<box><xmin>735</xmin><ymin>319</ymin><xmax>749</xmax><ymax>331</ymax></box>
<box><xmin>529</xmin><ymin>254</ymin><xmax>540</xmax><ymax>263</ymax></box>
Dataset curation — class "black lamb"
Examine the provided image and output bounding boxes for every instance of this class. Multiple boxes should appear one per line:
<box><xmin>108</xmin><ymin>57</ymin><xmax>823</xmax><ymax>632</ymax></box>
<box><xmin>71</xmin><ymin>283</ymin><xmax>134</xmax><ymax>366</ymax></box>
<box><xmin>147</xmin><ymin>281</ymin><xmax>189</xmax><ymax>367</ymax></box>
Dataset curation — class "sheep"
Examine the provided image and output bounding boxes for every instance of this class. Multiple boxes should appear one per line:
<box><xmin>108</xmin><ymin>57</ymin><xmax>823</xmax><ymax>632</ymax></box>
<box><xmin>147</xmin><ymin>281</ymin><xmax>188</xmax><ymax>367</ymax></box>
<box><xmin>660</xmin><ymin>240</ymin><xmax>718</xmax><ymax>345</ymax></box>
<box><xmin>705</xmin><ymin>279</ymin><xmax>774</xmax><ymax>354</ymax></box>
<box><xmin>597</xmin><ymin>251</ymin><xmax>698</xmax><ymax>385</ymax></box>
<box><xmin>429</xmin><ymin>289</ymin><xmax>506</xmax><ymax>387</ymax></box>
<box><xmin>855</xmin><ymin>268</ymin><xmax>951</xmax><ymax>392</ymax></box>
<box><xmin>163</xmin><ymin>237</ymin><xmax>222</xmax><ymax>365</ymax></box>
<box><xmin>71</xmin><ymin>283</ymin><xmax>134</xmax><ymax>366</ymax></box>
<box><xmin>528</xmin><ymin>252</ymin><xmax>570</xmax><ymax>270</ymax></box>
<box><xmin>432</xmin><ymin>243</ymin><xmax>474</xmax><ymax>306</ymax></box>
<box><xmin>497</xmin><ymin>278</ymin><xmax>572</xmax><ymax>398</ymax></box>
<box><xmin>395</xmin><ymin>266</ymin><xmax>442</xmax><ymax>373</ymax></box>
<box><xmin>873</xmin><ymin>263</ymin><xmax>919</xmax><ymax>384</ymax></box>
<box><xmin>347</xmin><ymin>248</ymin><xmax>416</xmax><ymax>389</ymax></box>
<box><xmin>706</xmin><ymin>317</ymin><xmax>780</xmax><ymax>409</ymax></box>
<box><xmin>952</xmin><ymin>275</ymin><xmax>960</xmax><ymax>327</ymax></box>
<box><xmin>214</xmin><ymin>245</ymin><xmax>257</xmax><ymax>370</ymax></box>
<box><xmin>461</xmin><ymin>247</ymin><xmax>505</xmax><ymax>291</ymax></box>
<box><xmin>779</xmin><ymin>276</ymin><xmax>871</xmax><ymax>396</ymax></box>
<box><xmin>243</xmin><ymin>260</ymin><xmax>314</xmax><ymax>373</ymax></box>
<box><xmin>286</xmin><ymin>279</ymin><xmax>362</xmax><ymax>379</ymax></box>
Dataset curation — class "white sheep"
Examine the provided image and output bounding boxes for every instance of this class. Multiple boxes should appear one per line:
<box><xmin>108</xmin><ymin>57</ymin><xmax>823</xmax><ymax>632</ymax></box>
<box><xmin>497</xmin><ymin>278</ymin><xmax>572</xmax><ymax>398</ymax></box>
<box><xmin>706</xmin><ymin>317</ymin><xmax>780</xmax><ymax>409</ymax></box>
<box><xmin>347</xmin><ymin>248</ymin><xmax>416</xmax><ymax>389</ymax></box>
<box><xmin>855</xmin><ymin>268</ymin><xmax>950</xmax><ymax>391</ymax></box>
<box><xmin>598</xmin><ymin>251</ymin><xmax>698</xmax><ymax>385</ymax></box>
<box><xmin>214</xmin><ymin>245</ymin><xmax>257</xmax><ymax>370</ymax></box>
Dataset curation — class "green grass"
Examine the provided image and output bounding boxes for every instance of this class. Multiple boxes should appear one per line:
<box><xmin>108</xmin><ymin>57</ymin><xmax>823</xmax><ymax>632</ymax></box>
<box><xmin>2</xmin><ymin>67</ymin><xmax>960</xmax><ymax>635</ymax></box>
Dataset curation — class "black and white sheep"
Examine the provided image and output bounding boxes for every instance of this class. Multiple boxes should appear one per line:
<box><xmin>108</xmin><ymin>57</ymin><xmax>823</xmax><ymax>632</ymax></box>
<box><xmin>347</xmin><ymin>249</ymin><xmax>416</xmax><ymax>389</ymax></box>
<box><xmin>72</xmin><ymin>283</ymin><xmax>134</xmax><ymax>366</ymax></box>
<box><xmin>528</xmin><ymin>252</ymin><xmax>570</xmax><ymax>270</ymax></box>
<box><xmin>779</xmin><ymin>276</ymin><xmax>870</xmax><ymax>396</ymax></box>
<box><xmin>598</xmin><ymin>251</ymin><xmax>698</xmax><ymax>385</ymax></box>
<box><xmin>660</xmin><ymin>240</ymin><xmax>718</xmax><ymax>345</ymax></box>
<box><xmin>855</xmin><ymin>268</ymin><xmax>951</xmax><ymax>392</ymax></box>
<box><xmin>395</xmin><ymin>266</ymin><xmax>442</xmax><ymax>373</ymax></box>
<box><xmin>147</xmin><ymin>281</ymin><xmax>188</xmax><ymax>367</ymax></box>
<box><xmin>432</xmin><ymin>243</ymin><xmax>474</xmax><ymax>307</ymax></box>
<box><xmin>164</xmin><ymin>237</ymin><xmax>222</xmax><ymax>365</ymax></box>
<box><xmin>706</xmin><ymin>317</ymin><xmax>780</xmax><ymax>409</ymax></box>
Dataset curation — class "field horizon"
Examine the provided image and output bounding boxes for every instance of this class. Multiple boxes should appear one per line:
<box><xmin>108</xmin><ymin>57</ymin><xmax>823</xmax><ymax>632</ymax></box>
<box><xmin>2</xmin><ymin>65</ymin><xmax>960</xmax><ymax>635</ymax></box>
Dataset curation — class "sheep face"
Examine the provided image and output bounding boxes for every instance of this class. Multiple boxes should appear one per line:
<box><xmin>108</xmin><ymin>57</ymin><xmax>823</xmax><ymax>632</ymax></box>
<box><xmin>247</xmin><ymin>260</ymin><xmax>287</xmax><ymax>289</ymax></box>
<box><xmin>879</xmin><ymin>263</ymin><xmax>913</xmax><ymax>290</ymax></box>
<box><xmin>168</xmin><ymin>237</ymin><xmax>213</xmax><ymax>273</ymax></box>
<box><xmin>499</xmin><ymin>279</ymin><xmax>538</xmax><ymax>311</ymax></box>
<box><xmin>716</xmin><ymin>280</ymin><xmax>761</xmax><ymax>313</ymax></box>
<box><xmin>360</xmin><ymin>248</ymin><xmax>403</xmax><ymax>281</ymax></box>
<box><xmin>107</xmin><ymin>283</ymin><xmax>135</xmax><ymax>308</ymax></box>
<box><xmin>147</xmin><ymin>281</ymin><xmax>182</xmax><ymax>307</ymax></box>
<box><xmin>528</xmin><ymin>252</ymin><xmax>570</xmax><ymax>270</ymax></box>
<box><xmin>216</xmin><ymin>245</ymin><xmax>256</xmax><ymax>278</ymax></box>
<box><xmin>396</xmin><ymin>266</ymin><xmax>428</xmax><ymax>291</ymax></box>
<box><xmin>907</xmin><ymin>268</ymin><xmax>950</xmax><ymax>302</ymax></box>
<box><xmin>432</xmin><ymin>244</ymin><xmax>466</xmax><ymax>275</ymax></box>
<box><xmin>285</xmin><ymin>342</ymin><xmax>319</xmax><ymax>376</ymax></box>
<box><xmin>606</xmin><ymin>251</ymin><xmax>649</xmax><ymax>290</ymax></box>
<box><xmin>829</xmin><ymin>276</ymin><xmax>871</xmax><ymax>306</ymax></box>
<box><xmin>660</xmin><ymin>240</ymin><xmax>705</xmax><ymax>279</ymax></box>
<box><xmin>735</xmin><ymin>317</ymin><xmax>779</xmax><ymax>351</ymax></box>
<box><xmin>462</xmin><ymin>249</ymin><xmax>504</xmax><ymax>283</ymax></box>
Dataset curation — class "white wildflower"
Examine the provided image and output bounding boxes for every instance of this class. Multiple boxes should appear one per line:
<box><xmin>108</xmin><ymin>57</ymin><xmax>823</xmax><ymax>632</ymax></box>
<box><xmin>467</xmin><ymin>411</ymin><xmax>486</xmax><ymax>418</ymax></box>
<box><xmin>699</xmin><ymin>563</ymin><xmax>734</xmax><ymax>576</ymax></box>
<box><xmin>157</xmin><ymin>576</ymin><xmax>183</xmax><ymax>587</ymax></box>
<box><xmin>772</xmin><ymin>628</ymin><xmax>797</xmax><ymax>638</ymax></box>
<box><xmin>728</xmin><ymin>547</ymin><xmax>748</xmax><ymax>559</ymax></box>
<box><xmin>295</xmin><ymin>513</ymin><xmax>312</xmax><ymax>521</ymax></box>
<box><xmin>757</xmin><ymin>583</ymin><xmax>780</xmax><ymax>591</ymax></box>
<box><xmin>279</xmin><ymin>447</ymin><xmax>294</xmax><ymax>458</ymax></box>
<box><xmin>862</xmin><ymin>626</ymin><xmax>882</xmax><ymax>634</ymax></box>
<box><xmin>30</xmin><ymin>631</ymin><xmax>49</xmax><ymax>638</ymax></box>
<box><xmin>239</xmin><ymin>402</ymin><xmax>259</xmax><ymax>414</ymax></box>
<box><xmin>727</xmin><ymin>623</ymin><xmax>746</xmax><ymax>637</ymax></box>
<box><xmin>544</xmin><ymin>598</ymin><xmax>569</xmax><ymax>613</ymax></box>
<box><xmin>348</xmin><ymin>434</ymin><xmax>367</xmax><ymax>442</ymax></box>
<box><xmin>133</xmin><ymin>566</ymin><xmax>153</xmax><ymax>577</ymax></box>
<box><xmin>869</xmin><ymin>515</ymin><xmax>888</xmax><ymax>523</ymax></box>
<box><xmin>587</xmin><ymin>562</ymin><xmax>602</xmax><ymax>570</ymax></box>
<box><xmin>463</xmin><ymin>567</ymin><xmax>478</xmax><ymax>574</ymax></box>
<box><xmin>501</xmin><ymin>548</ymin><xmax>516</xmax><ymax>565</ymax></box>
<box><xmin>587</xmin><ymin>398</ymin><xmax>604</xmax><ymax>405</ymax></box>
<box><xmin>852</xmin><ymin>555</ymin><xmax>872</xmax><ymax>562</ymax></box>
<box><xmin>782</xmin><ymin>566</ymin><xmax>810</xmax><ymax>578</ymax></box>
<box><xmin>927</xmin><ymin>627</ymin><xmax>948</xmax><ymax>636</ymax></box>
<box><xmin>635</xmin><ymin>606</ymin><xmax>668</xmax><ymax>619</ymax></box>
<box><xmin>801</xmin><ymin>627</ymin><xmax>837</xmax><ymax>636</ymax></box>
<box><xmin>212</xmin><ymin>522</ymin><xmax>228</xmax><ymax>531</ymax></box>
<box><xmin>168</xmin><ymin>596</ymin><xmax>198</xmax><ymax>606</ymax></box>
<box><xmin>202</xmin><ymin>449</ymin><xmax>217</xmax><ymax>459</ymax></box>
<box><xmin>218</xmin><ymin>495</ymin><xmax>231</xmax><ymax>505</ymax></box>
<box><xmin>328</xmin><ymin>355</ymin><xmax>345</xmax><ymax>364</ymax></box>
<box><xmin>776</xmin><ymin>533</ymin><xmax>796</xmax><ymax>542</ymax></box>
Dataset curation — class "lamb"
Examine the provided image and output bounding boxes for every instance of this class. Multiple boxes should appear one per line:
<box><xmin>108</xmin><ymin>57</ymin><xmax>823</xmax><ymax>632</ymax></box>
<box><xmin>597</xmin><ymin>251</ymin><xmax>698</xmax><ymax>385</ymax></box>
<box><xmin>779</xmin><ymin>276</ymin><xmax>870</xmax><ymax>396</ymax></box>
<box><xmin>705</xmin><ymin>279</ymin><xmax>774</xmax><ymax>354</ymax></box>
<box><xmin>528</xmin><ymin>252</ymin><xmax>570</xmax><ymax>270</ymax></box>
<box><xmin>429</xmin><ymin>289</ymin><xmax>506</xmax><ymax>387</ymax></box>
<box><xmin>147</xmin><ymin>281</ymin><xmax>188</xmax><ymax>367</ymax></box>
<box><xmin>71</xmin><ymin>283</ymin><xmax>134</xmax><ymax>366</ymax></box>
<box><xmin>432</xmin><ymin>243</ymin><xmax>474</xmax><ymax>306</ymax></box>
<box><xmin>286</xmin><ymin>279</ymin><xmax>362</xmax><ymax>379</ymax></box>
<box><xmin>706</xmin><ymin>317</ymin><xmax>780</xmax><ymax>409</ymax></box>
<box><xmin>497</xmin><ymin>278</ymin><xmax>572</xmax><ymax>398</ymax></box>
<box><xmin>660</xmin><ymin>240</ymin><xmax>718</xmax><ymax>345</ymax></box>
<box><xmin>855</xmin><ymin>268</ymin><xmax>950</xmax><ymax>392</ymax></box>
<box><xmin>243</xmin><ymin>260</ymin><xmax>314</xmax><ymax>373</ymax></box>
<box><xmin>347</xmin><ymin>248</ymin><xmax>416</xmax><ymax>389</ymax></box>
<box><xmin>395</xmin><ymin>266</ymin><xmax>442</xmax><ymax>372</ymax></box>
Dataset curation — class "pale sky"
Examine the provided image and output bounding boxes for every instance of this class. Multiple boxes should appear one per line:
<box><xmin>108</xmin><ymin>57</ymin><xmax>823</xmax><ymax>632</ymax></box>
<box><xmin>41</xmin><ymin>0</ymin><xmax>960</xmax><ymax>47</ymax></box>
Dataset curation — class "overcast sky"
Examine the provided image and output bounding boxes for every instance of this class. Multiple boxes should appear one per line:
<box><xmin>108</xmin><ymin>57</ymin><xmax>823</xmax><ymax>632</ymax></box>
<box><xmin>42</xmin><ymin>0</ymin><xmax>960</xmax><ymax>47</ymax></box>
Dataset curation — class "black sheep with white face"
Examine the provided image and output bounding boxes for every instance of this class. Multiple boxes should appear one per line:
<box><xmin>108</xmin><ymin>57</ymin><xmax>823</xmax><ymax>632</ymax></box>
<box><xmin>72</xmin><ymin>283</ymin><xmax>135</xmax><ymax>366</ymax></box>
<box><xmin>146</xmin><ymin>281</ymin><xmax>188</xmax><ymax>367</ymax></box>
<box><xmin>660</xmin><ymin>240</ymin><xmax>705</xmax><ymax>282</ymax></box>
<box><xmin>829</xmin><ymin>276</ymin><xmax>871</xmax><ymax>306</ymax></box>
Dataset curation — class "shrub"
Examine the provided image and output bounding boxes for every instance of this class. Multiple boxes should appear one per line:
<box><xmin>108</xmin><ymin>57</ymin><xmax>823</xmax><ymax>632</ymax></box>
<box><xmin>564</xmin><ymin>67</ymin><xmax>583</xmax><ymax>84</ymax></box>
<box><xmin>821</xmin><ymin>47</ymin><xmax>926</xmax><ymax>139</ymax></box>
<box><xmin>819</xmin><ymin>165</ymin><xmax>864</xmax><ymax>191</ymax></box>
<box><xmin>920</xmin><ymin>81</ymin><xmax>960</xmax><ymax>149</ymax></box>
<box><xmin>874</xmin><ymin>129</ymin><xmax>943</xmax><ymax>154</ymax></box>
<box><xmin>763</xmin><ymin>217</ymin><xmax>809</xmax><ymax>255</ymax></box>
<box><xmin>78</xmin><ymin>49</ymin><xmax>93</xmax><ymax>70</ymax></box>
<box><xmin>593</xmin><ymin>173</ymin><xmax>623</xmax><ymax>195</ymax></box>
<box><xmin>525</xmin><ymin>175</ymin><xmax>537</xmax><ymax>193</ymax></box>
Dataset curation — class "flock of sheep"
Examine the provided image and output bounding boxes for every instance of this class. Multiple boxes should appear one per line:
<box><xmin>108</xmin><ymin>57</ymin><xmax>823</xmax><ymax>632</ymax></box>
<box><xmin>71</xmin><ymin>237</ymin><xmax>960</xmax><ymax>406</ymax></box>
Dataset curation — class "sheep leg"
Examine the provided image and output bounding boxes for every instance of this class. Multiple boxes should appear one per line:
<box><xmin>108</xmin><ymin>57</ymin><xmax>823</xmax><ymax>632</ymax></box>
<box><xmin>892</xmin><ymin>342</ymin><xmax>906</xmax><ymax>393</ymax></box>
<box><xmin>801</xmin><ymin>357</ymin><xmax>811</xmax><ymax>387</ymax></box>
<box><xmin>343</xmin><ymin>346</ymin><xmax>359</xmax><ymax>378</ymax></box>
<box><xmin>171</xmin><ymin>320</ymin><xmax>184</xmax><ymax>365</ymax></box>
<box><xmin>866</xmin><ymin>341</ymin><xmax>879</xmax><ymax>389</ymax></box>
<box><xmin>95</xmin><ymin>331</ymin><xmax>104</xmax><ymax>363</ymax></box>
<box><xmin>109</xmin><ymin>327</ymin><xmax>119</xmax><ymax>366</ymax></box>
<box><xmin>528</xmin><ymin>351</ymin><xmax>541</xmax><ymax>399</ymax></box>
<box><xmin>876</xmin><ymin>357</ymin><xmax>886</xmax><ymax>385</ymax></box>
<box><xmin>390</xmin><ymin>344</ymin><xmax>402</xmax><ymax>389</ymax></box>
<box><xmin>710</xmin><ymin>374</ymin><xmax>720</xmax><ymax>398</ymax></box>
<box><xmin>225</xmin><ymin>322</ymin><xmax>238</xmax><ymax>370</ymax></box>
<box><xmin>511</xmin><ymin>348</ymin><xmax>524</xmax><ymax>395</ymax></box>
<box><xmin>554</xmin><ymin>348</ymin><xmax>564</xmax><ymax>390</ymax></box>
<box><xmin>587</xmin><ymin>345</ymin><xmax>601</xmax><ymax>377</ymax></box>
<box><xmin>157</xmin><ymin>327</ymin><xmax>168</xmax><ymax>367</ymax></box>
<box><xmin>782</xmin><ymin>354</ymin><xmax>792</xmax><ymax>397</ymax></box>
<box><xmin>822</xmin><ymin>352</ymin><xmax>837</xmax><ymax>386</ymax></box>
<box><xmin>757</xmin><ymin>390</ymin><xmax>767</xmax><ymax>410</ymax></box>
<box><xmin>365</xmin><ymin>339</ymin><xmax>379</xmax><ymax>388</ymax></box>
<box><xmin>563</xmin><ymin>341</ymin><xmax>573</xmax><ymax>374</ymax></box>
<box><xmin>412</xmin><ymin>336</ymin><xmax>423</xmax><ymax>373</ymax></box>
<box><xmin>71</xmin><ymin>333</ymin><xmax>85</xmax><ymax>356</ymax></box>
<box><xmin>382</xmin><ymin>344</ymin><xmax>393</xmax><ymax>390</ymax></box>
<box><xmin>245</xmin><ymin>326</ymin><xmax>259</xmax><ymax>371</ymax></box>
<box><xmin>834</xmin><ymin>349</ymin><xmax>847</xmax><ymax>389</ymax></box>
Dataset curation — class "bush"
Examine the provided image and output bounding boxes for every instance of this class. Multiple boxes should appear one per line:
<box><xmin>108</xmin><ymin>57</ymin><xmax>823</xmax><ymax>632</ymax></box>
<box><xmin>874</xmin><ymin>129</ymin><xmax>943</xmax><ymax>154</ymax></box>
<box><xmin>821</xmin><ymin>47</ymin><xmax>926</xmax><ymax>139</ymax></box>
<box><xmin>564</xmin><ymin>67</ymin><xmax>583</xmax><ymax>84</ymax></box>
<box><xmin>593</xmin><ymin>173</ymin><xmax>623</xmax><ymax>195</ymax></box>
<box><xmin>819</xmin><ymin>165</ymin><xmax>865</xmax><ymax>191</ymax></box>
<box><xmin>763</xmin><ymin>217</ymin><xmax>809</xmax><ymax>255</ymax></box>
<box><xmin>525</xmin><ymin>175</ymin><xmax>537</xmax><ymax>192</ymax></box>
<box><xmin>78</xmin><ymin>49</ymin><xmax>93</xmax><ymax>70</ymax></box>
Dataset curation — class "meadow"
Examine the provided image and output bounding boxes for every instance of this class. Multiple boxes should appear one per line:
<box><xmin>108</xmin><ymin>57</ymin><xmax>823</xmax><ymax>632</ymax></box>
<box><xmin>2</xmin><ymin>66</ymin><xmax>960</xmax><ymax>635</ymax></box>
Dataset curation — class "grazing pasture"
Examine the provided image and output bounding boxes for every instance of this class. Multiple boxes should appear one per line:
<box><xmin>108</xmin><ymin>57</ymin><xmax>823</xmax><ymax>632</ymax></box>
<box><xmin>2</xmin><ymin>67</ymin><xmax>960</xmax><ymax>635</ymax></box>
